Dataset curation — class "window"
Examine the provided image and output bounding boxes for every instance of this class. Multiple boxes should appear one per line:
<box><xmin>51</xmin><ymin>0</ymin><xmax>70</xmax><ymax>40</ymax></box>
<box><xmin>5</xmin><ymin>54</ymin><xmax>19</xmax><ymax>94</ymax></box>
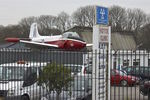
<box><xmin>148</xmin><ymin>59</ymin><xmax>150</xmax><ymax>66</ymax></box>
<box><xmin>85</xmin><ymin>65</ymin><xmax>92</xmax><ymax>74</ymax></box>
<box><xmin>0</xmin><ymin>67</ymin><xmax>26</xmax><ymax>81</ymax></box>
<box><xmin>123</xmin><ymin>59</ymin><xmax>129</xmax><ymax>66</ymax></box>
<box><xmin>133</xmin><ymin>59</ymin><xmax>140</xmax><ymax>66</ymax></box>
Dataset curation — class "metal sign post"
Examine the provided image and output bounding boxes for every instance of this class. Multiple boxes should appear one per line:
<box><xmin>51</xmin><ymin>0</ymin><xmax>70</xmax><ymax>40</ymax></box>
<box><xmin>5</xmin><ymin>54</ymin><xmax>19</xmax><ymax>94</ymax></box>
<box><xmin>92</xmin><ymin>25</ymin><xmax>100</xmax><ymax>100</ymax></box>
<box><xmin>92</xmin><ymin>5</ymin><xmax>111</xmax><ymax>100</ymax></box>
<box><xmin>108</xmin><ymin>26</ymin><xmax>111</xmax><ymax>100</ymax></box>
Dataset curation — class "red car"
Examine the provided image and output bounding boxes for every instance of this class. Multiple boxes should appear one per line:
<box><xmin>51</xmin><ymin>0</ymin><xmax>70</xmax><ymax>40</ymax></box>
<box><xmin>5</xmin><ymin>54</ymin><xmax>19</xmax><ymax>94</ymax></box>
<box><xmin>111</xmin><ymin>69</ymin><xmax>139</xmax><ymax>86</ymax></box>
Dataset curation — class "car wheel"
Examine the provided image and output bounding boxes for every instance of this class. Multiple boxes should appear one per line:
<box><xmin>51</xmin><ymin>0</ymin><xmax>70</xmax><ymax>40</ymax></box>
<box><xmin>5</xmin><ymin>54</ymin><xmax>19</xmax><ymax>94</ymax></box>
<box><xmin>120</xmin><ymin>80</ymin><xmax>128</xmax><ymax>86</ymax></box>
<box><xmin>21</xmin><ymin>95</ymin><xmax>30</xmax><ymax>100</ymax></box>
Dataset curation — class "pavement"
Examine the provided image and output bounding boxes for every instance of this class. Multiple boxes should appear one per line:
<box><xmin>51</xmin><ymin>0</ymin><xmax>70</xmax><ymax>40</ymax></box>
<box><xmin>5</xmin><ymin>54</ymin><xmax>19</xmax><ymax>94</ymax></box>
<box><xmin>111</xmin><ymin>86</ymin><xmax>148</xmax><ymax>100</ymax></box>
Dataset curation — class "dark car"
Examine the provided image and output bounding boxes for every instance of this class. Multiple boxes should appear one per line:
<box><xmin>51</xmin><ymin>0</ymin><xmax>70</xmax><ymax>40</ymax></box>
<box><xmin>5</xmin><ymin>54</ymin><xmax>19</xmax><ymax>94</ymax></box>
<box><xmin>123</xmin><ymin>66</ymin><xmax>150</xmax><ymax>81</ymax></box>
<box><xmin>140</xmin><ymin>80</ymin><xmax>150</xmax><ymax>96</ymax></box>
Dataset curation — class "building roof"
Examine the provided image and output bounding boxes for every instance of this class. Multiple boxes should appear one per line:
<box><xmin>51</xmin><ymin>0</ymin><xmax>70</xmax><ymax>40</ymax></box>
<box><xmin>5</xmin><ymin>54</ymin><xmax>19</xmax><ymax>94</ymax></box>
<box><xmin>67</xmin><ymin>26</ymin><xmax>137</xmax><ymax>50</ymax></box>
<box><xmin>0</xmin><ymin>43</ymin><xmax>29</xmax><ymax>49</ymax></box>
<box><xmin>0</xmin><ymin>43</ymin><xmax>13</xmax><ymax>48</ymax></box>
<box><xmin>111</xmin><ymin>32</ymin><xmax>136</xmax><ymax>50</ymax></box>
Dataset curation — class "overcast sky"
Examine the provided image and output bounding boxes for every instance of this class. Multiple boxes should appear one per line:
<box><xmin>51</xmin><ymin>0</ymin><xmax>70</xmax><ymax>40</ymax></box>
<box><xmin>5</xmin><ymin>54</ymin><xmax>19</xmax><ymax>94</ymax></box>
<box><xmin>0</xmin><ymin>0</ymin><xmax>150</xmax><ymax>26</ymax></box>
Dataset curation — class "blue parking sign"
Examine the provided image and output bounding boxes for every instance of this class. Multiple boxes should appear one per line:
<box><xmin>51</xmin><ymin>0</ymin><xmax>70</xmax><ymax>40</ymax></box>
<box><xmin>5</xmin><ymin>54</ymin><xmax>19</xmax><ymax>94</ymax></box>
<box><xmin>96</xmin><ymin>6</ymin><xmax>108</xmax><ymax>25</ymax></box>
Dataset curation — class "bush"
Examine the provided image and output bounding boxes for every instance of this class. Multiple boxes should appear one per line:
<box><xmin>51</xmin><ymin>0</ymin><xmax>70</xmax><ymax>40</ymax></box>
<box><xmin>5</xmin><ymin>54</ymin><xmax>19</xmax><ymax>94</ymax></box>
<box><xmin>38</xmin><ymin>62</ymin><xmax>72</xmax><ymax>100</ymax></box>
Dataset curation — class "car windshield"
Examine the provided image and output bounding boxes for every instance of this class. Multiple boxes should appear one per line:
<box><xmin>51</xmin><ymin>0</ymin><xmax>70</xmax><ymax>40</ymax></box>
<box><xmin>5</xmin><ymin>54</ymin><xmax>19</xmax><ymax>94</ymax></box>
<box><xmin>85</xmin><ymin>65</ymin><xmax>92</xmax><ymax>74</ymax></box>
<box><xmin>64</xmin><ymin>64</ymin><xmax>82</xmax><ymax>74</ymax></box>
<box><xmin>0</xmin><ymin>67</ymin><xmax>26</xmax><ymax>81</ymax></box>
<box><xmin>117</xmin><ymin>70</ymin><xmax>127</xmax><ymax>76</ymax></box>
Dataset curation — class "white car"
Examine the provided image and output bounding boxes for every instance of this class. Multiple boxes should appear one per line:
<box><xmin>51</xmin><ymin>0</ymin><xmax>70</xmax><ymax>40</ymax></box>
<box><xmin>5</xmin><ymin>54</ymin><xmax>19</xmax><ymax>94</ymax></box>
<box><xmin>0</xmin><ymin>61</ymin><xmax>48</xmax><ymax>100</ymax></box>
<box><xmin>0</xmin><ymin>61</ymin><xmax>92</xmax><ymax>100</ymax></box>
<box><xmin>63</xmin><ymin>64</ymin><xmax>92</xmax><ymax>76</ymax></box>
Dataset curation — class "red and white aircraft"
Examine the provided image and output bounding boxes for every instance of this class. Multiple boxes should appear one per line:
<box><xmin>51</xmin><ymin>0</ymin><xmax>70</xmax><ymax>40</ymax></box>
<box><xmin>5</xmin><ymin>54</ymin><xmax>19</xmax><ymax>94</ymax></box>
<box><xmin>5</xmin><ymin>23</ymin><xmax>92</xmax><ymax>50</ymax></box>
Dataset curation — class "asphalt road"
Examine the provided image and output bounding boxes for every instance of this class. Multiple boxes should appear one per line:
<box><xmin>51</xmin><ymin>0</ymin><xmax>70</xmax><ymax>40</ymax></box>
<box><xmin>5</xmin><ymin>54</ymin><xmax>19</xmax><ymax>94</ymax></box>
<box><xmin>111</xmin><ymin>86</ymin><xmax>148</xmax><ymax>100</ymax></box>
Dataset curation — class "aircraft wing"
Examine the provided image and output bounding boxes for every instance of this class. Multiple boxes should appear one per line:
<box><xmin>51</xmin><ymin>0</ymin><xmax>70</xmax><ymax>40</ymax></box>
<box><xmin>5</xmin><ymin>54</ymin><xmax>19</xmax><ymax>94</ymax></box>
<box><xmin>20</xmin><ymin>40</ymin><xmax>59</xmax><ymax>48</ymax></box>
<box><xmin>86</xmin><ymin>43</ymin><xmax>93</xmax><ymax>47</ymax></box>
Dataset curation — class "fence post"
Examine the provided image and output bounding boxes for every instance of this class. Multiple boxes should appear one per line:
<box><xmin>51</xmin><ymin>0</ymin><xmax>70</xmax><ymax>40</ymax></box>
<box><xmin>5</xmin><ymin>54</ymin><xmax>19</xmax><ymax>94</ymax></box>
<box><xmin>148</xmin><ymin>88</ymin><xmax>150</xmax><ymax>100</ymax></box>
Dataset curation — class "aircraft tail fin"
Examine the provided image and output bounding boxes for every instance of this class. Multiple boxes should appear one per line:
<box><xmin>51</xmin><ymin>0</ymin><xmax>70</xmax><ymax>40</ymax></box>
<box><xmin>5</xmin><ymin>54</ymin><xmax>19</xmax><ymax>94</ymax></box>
<box><xmin>29</xmin><ymin>23</ymin><xmax>41</xmax><ymax>39</ymax></box>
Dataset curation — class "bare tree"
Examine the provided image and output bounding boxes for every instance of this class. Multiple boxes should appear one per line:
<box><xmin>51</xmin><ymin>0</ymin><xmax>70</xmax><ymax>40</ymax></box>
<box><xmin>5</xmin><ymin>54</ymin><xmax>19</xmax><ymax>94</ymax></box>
<box><xmin>37</xmin><ymin>15</ymin><xmax>57</xmax><ymax>35</ymax></box>
<box><xmin>109</xmin><ymin>5</ymin><xmax>127</xmax><ymax>32</ymax></box>
<box><xmin>72</xmin><ymin>5</ymin><xmax>94</xmax><ymax>27</ymax></box>
<box><xmin>126</xmin><ymin>9</ymin><xmax>135</xmax><ymax>31</ymax></box>
<box><xmin>126</xmin><ymin>8</ymin><xmax>146</xmax><ymax>31</ymax></box>
<box><xmin>0</xmin><ymin>25</ymin><xmax>23</xmax><ymax>43</ymax></box>
<box><xmin>146</xmin><ymin>14</ymin><xmax>150</xmax><ymax>25</ymax></box>
<box><xmin>18</xmin><ymin>16</ymin><xmax>37</xmax><ymax>36</ymax></box>
<box><xmin>136</xmin><ymin>24</ymin><xmax>150</xmax><ymax>50</ymax></box>
<box><xmin>56</xmin><ymin>12</ymin><xmax>71</xmax><ymax>32</ymax></box>
<box><xmin>84</xmin><ymin>5</ymin><xmax>95</xmax><ymax>27</ymax></box>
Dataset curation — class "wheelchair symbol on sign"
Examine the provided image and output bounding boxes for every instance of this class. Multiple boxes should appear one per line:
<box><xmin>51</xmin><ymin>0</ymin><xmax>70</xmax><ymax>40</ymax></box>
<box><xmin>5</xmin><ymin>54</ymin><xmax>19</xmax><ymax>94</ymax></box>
<box><xmin>96</xmin><ymin>6</ymin><xmax>108</xmax><ymax>25</ymax></box>
<box><xmin>100</xmin><ymin>9</ymin><xmax>105</xmax><ymax>20</ymax></box>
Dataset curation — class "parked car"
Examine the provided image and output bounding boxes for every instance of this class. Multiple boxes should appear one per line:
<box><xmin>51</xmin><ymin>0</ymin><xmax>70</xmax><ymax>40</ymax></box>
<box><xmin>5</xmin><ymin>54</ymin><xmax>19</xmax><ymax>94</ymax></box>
<box><xmin>123</xmin><ymin>66</ymin><xmax>150</xmax><ymax>81</ymax></box>
<box><xmin>111</xmin><ymin>69</ymin><xmax>139</xmax><ymax>86</ymax></box>
<box><xmin>0</xmin><ymin>61</ymin><xmax>92</xmax><ymax>100</ymax></box>
<box><xmin>0</xmin><ymin>61</ymin><xmax>48</xmax><ymax>100</ymax></box>
<box><xmin>41</xmin><ymin>75</ymin><xmax>92</xmax><ymax>100</ymax></box>
<box><xmin>140</xmin><ymin>80</ymin><xmax>150</xmax><ymax>96</ymax></box>
<box><xmin>64</xmin><ymin>64</ymin><xmax>92</xmax><ymax>76</ymax></box>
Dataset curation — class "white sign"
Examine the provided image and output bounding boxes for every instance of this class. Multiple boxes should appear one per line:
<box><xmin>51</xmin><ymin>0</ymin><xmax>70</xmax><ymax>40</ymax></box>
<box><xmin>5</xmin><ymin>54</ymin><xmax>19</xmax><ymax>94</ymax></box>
<box><xmin>99</xmin><ymin>26</ymin><xmax>109</xmax><ymax>43</ymax></box>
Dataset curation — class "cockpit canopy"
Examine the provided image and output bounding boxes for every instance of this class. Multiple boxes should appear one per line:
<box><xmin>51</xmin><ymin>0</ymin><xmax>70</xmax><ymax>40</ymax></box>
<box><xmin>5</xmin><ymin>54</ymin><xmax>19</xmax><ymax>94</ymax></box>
<box><xmin>62</xmin><ymin>32</ymin><xmax>80</xmax><ymax>38</ymax></box>
<box><xmin>62</xmin><ymin>32</ymin><xmax>85</xmax><ymax>42</ymax></box>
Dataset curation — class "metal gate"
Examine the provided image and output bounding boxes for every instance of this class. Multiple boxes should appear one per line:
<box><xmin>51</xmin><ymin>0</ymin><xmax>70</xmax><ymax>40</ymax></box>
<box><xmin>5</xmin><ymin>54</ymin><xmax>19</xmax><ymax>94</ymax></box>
<box><xmin>0</xmin><ymin>48</ymin><xmax>150</xmax><ymax>100</ymax></box>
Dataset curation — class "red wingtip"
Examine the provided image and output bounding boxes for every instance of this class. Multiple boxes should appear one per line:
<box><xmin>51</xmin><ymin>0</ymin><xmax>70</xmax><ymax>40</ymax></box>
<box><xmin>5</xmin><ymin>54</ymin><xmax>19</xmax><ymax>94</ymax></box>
<box><xmin>5</xmin><ymin>38</ymin><xmax>20</xmax><ymax>42</ymax></box>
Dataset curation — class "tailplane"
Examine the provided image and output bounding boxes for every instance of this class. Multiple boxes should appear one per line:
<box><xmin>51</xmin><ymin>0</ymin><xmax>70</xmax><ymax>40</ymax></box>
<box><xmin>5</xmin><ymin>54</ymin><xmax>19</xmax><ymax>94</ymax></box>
<box><xmin>29</xmin><ymin>23</ymin><xmax>41</xmax><ymax>39</ymax></box>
